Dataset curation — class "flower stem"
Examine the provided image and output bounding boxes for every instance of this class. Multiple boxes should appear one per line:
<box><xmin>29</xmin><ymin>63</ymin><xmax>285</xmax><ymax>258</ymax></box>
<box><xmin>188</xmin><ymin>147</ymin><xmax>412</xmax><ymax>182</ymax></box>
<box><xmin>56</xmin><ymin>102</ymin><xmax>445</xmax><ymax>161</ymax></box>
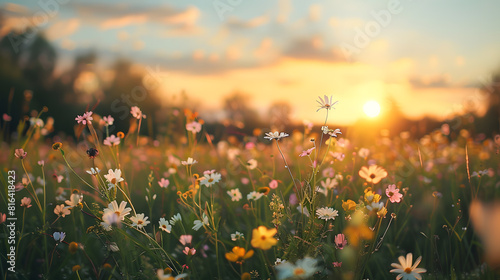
<box><xmin>275</xmin><ymin>140</ymin><xmax>300</xmax><ymax>197</ymax></box>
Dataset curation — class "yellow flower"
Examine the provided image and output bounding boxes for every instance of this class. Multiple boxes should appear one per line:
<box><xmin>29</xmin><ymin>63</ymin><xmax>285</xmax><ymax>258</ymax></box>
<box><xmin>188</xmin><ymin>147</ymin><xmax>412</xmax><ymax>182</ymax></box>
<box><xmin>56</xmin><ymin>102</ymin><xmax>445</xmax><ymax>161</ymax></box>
<box><xmin>68</xmin><ymin>242</ymin><xmax>79</xmax><ymax>254</ymax></box>
<box><xmin>343</xmin><ymin>224</ymin><xmax>374</xmax><ymax>247</ymax></box>
<box><xmin>364</xmin><ymin>190</ymin><xmax>381</xmax><ymax>203</ymax></box>
<box><xmin>241</xmin><ymin>272</ymin><xmax>251</xmax><ymax>280</ymax></box>
<box><xmin>359</xmin><ymin>165</ymin><xmax>388</xmax><ymax>184</ymax></box>
<box><xmin>225</xmin><ymin>246</ymin><xmax>254</xmax><ymax>263</ymax></box>
<box><xmin>377</xmin><ymin>207</ymin><xmax>388</xmax><ymax>218</ymax></box>
<box><xmin>257</xmin><ymin>186</ymin><xmax>270</xmax><ymax>195</ymax></box>
<box><xmin>251</xmin><ymin>226</ymin><xmax>278</xmax><ymax>250</ymax></box>
<box><xmin>72</xmin><ymin>265</ymin><xmax>81</xmax><ymax>272</ymax></box>
<box><xmin>52</xmin><ymin>142</ymin><xmax>62</xmax><ymax>151</ymax></box>
<box><xmin>103</xmin><ymin>263</ymin><xmax>112</xmax><ymax>269</ymax></box>
<box><xmin>342</xmin><ymin>199</ymin><xmax>356</xmax><ymax>211</ymax></box>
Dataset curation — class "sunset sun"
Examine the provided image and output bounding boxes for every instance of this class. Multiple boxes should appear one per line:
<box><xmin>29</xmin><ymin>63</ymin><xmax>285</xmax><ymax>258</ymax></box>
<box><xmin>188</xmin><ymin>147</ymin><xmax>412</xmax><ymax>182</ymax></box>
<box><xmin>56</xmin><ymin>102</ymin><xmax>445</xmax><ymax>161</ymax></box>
<box><xmin>363</xmin><ymin>100</ymin><xmax>381</xmax><ymax>118</ymax></box>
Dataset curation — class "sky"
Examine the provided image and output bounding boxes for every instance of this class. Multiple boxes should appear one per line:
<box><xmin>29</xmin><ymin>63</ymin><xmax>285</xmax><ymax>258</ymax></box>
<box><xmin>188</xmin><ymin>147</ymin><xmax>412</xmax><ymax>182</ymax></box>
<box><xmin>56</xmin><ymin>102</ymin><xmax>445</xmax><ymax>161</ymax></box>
<box><xmin>1</xmin><ymin>0</ymin><xmax>500</xmax><ymax>125</ymax></box>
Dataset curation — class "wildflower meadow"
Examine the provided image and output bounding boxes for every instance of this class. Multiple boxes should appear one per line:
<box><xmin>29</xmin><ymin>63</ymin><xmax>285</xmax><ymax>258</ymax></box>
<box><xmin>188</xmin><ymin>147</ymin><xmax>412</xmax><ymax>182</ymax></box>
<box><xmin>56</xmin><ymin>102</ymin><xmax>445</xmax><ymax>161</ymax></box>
<box><xmin>1</xmin><ymin>95</ymin><xmax>500</xmax><ymax>280</ymax></box>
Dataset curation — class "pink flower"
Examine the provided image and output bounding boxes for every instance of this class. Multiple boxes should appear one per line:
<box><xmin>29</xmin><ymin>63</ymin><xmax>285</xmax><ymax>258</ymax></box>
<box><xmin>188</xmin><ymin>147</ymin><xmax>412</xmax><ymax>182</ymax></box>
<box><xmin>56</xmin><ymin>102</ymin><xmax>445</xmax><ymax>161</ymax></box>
<box><xmin>386</xmin><ymin>184</ymin><xmax>403</xmax><ymax>203</ymax></box>
<box><xmin>15</xmin><ymin>149</ymin><xmax>27</xmax><ymax>159</ymax></box>
<box><xmin>158</xmin><ymin>178</ymin><xmax>170</xmax><ymax>188</ymax></box>
<box><xmin>186</xmin><ymin>121</ymin><xmax>202</xmax><ymax>133</ymax></box>
<box><xmin>0</xmin><ymin>212</ymin><xmax>6</xmax><ymax>224</ymax></box>
<box><xmin>335</xmin><ymin>234</ymin><xmax>347</xmax><ymax>249</ymax></box>
<box><xmin>54</xmin><ymin>204</ymin><xmax>71</xmax><ymax>217</ymax></box>
<box><xmin>269</xmin><ymin>179</ymin><xmax>279</xmax><ymax>189</ymax></box>
<box><xmin>75</xmin><ymin>111</ymin><xmax>93</xmax><ymax>125</ymax></box>
<box><xmin>3</xmin><ymin>114</ymin><xmax>12</xmax><ymax>121</ymax></box>
<box><xmin>21</xmin><ymin>197</ymin><xmax>32</xmax><ymax>208</ymax></box>
<box><xmin>102</xmin><ymin>115</ymin><xmax>114</xmax><ymax>126</ymax></box>
<box><xmin>104</xmin><ymin>135</ymin><xmax>121</xmax><ymax>146</ymax></box>
<box><xmin>241</xmin><ymin>177</ymin><xmax>250</xmax><ymax>185</ymax></box>
<box><xmin>333</xmin><ymin>262</ymin><xmax>342</xmax><ymax>267</ymax></box>
<box><xmin>322</xmin><ymin>167</ymin><xmax>335</xmax><ymax>178</ymax></box>
<box><xmin>130</xmin><ymin>106</ymin><xmax>146</xmax><ymax>119</ymax></box>
<box><xmin>183</xmin><ymin>247</ymin><xmax>196</xmax><ymax>256</ymax></box>
<box><xmin>54</xmin><ymin>174</ymin><xmax>64</xmax><ymax>183</ymax></box>
<box><xmin>299</xmin><ymin>147</ymin><xmax>315</xmax><ymax>157</ymax></box>
<box><xmin>330</xmin><ymin>152</ymin><xmax>345</xmax><ymax>161</ymax></box>
<box><xmin>245</xmin><ymin>142</ymin><xmax>255</xmax><ymax>149</ymax></box>
<box><xmin>179</xmin><ymin>235</ymin><xmax>192</xmax><ymax>246</ymax></box>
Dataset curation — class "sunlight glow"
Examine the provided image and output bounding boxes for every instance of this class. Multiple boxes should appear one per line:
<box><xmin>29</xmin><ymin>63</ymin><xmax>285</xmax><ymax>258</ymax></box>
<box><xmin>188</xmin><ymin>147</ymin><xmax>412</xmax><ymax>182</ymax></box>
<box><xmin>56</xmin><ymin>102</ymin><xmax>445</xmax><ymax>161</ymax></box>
<box><xmin>363</xmin><ymin>100</ymin><xmax>381</xmax><ymax>118</ymax></box>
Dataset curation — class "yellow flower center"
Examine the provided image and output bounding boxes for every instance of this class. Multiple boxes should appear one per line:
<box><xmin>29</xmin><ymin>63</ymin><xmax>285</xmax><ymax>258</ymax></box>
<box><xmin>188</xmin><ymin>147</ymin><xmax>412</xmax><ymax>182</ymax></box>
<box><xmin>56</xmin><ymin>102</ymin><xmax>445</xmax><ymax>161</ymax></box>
<box><xmin>389</xmin><ymin>192</ymin><xmax>394</xmax><ymax>196</ymax></box>
<box><xmin>370</xmin><ymin>174</ymin><xmax>376</xmax><ymax>179</ymax></box>
<box><xmin>111</xmin><ymin>178</ymin><xmax>117</xmax><ymax>184</ymax></box>
<box><xmin>115</xmin><ymin>211</ymin><xmax>121</xmax><ymax>216</ymax></box>
<box><xmin>404</xmin><ymin>267</ymin><xmax>412</xmax><ymax>273</ymax></box>
<box><xmin>261</xmin><ymin>235</ymin><xmax>266</xmax><ymax>240</ymax></box>
<box><xmin>138</xmin><ymin>220</ymin><xmax>143</xmax><ymax>224</ymax></box>
<box><xmin>294</xmin><ymin>268</ymin><xmax>305</xmax><ymax>275</ymax></box>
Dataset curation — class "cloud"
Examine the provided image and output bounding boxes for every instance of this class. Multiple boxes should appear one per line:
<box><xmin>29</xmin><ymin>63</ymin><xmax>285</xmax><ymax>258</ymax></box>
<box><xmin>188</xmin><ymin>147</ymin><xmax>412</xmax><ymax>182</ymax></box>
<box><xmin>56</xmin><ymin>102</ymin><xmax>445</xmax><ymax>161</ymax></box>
<box><xmin>133</xmin><ymin>40</ymin><xmax>145</xmax><ymax>50</ymax></box>
<box><xmin>226</xmin><ymin>15</ymin><xmax>269</xmax><ymax>29</ymax></box>
<box><xmin>284</xmin><ymin>36</ymin><xmax>344</xmax><ymax>62</ymax></box>
<box><xmin>309</xmin><ymin>5</ymin><xmax>321</xmax><ymax>22</ymax></box>
<box><xmin>72</xmin><ymin>3</ymin><xmax>201</xmax><ymax>32</ymax></box>
<box><xmin>276</xmin><ymin>0</ymin><xmax>292</xmax><ymax>23</ymax></box>
<box><xmin>100</xmin><ymin>14</ymin><xmax>148</xmax><ymax>29</ymax></box>
<box><xmin>117</xmin><ymin>30</ymin><xmax>129</xmax><ymax>41</ymax></box>
<box><xmin>45</xmin><ymin>18</ymin><xmax>80</xmax><ymax>40</ymax></box>
<box><xmin>254</xmin><ymin>38</ymin><xmax>275</xmax><ymax>59</ymax></box>
<box><xmin>2</xmin><ymin>3</ymin><xmax>29</xmax><ymax>14</ymax></box>
<box><xmin>0</xmin><ymin>3</ymin><xmax>31</xmax><ymax>36</ymax></box>
<box><xmin>60</xmin><ymin>39</ymin><xmax>75</xmax><ymax>50</ymax></box>
<box><xmin>409</xmin><ymin>75</ymin><xmax>452</xmax><ymax>88</ymax></box>
<box><xmin>329</xmin><ymin>17</ymin><xmax>364</xmax><ymax>29</ymax></box>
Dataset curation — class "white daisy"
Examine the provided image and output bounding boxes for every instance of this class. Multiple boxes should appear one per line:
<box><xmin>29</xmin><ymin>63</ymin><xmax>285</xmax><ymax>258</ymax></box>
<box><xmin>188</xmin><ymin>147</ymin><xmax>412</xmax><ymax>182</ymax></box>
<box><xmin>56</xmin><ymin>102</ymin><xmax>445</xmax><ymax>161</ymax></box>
<box><xmin>104</xmin><ymin>169</ymin><xmax>124</xmax><ymax>185</ymax></box>
<box><xmin>316</xmin><ymin>207</ymin><xmax>339</xmax><ymax>221</ymax></box>
<box><xmin>227</xmin><ymin>188</ymin><xmax>242</xmax><ymax>202</ymax></box>
<box><xmin>264</xmin><ymin>131</ymin><xmax>289</xmax><ymax>141</ymax></box>
<box><xmin>247</xmin><ymin>191</ymin><xmax>263</xmax><ymax>201</ymax></box>
<box><xmin>390</xmin><ymin>253</ymin><xmax>427</xmax><ymax>280</ymax></box>
<box><xmin>192</xmin><ymin>214</ymin><xmax>209</xmax><ymax>231</ymax></box>
<box><xmin>200</xmin><ymin>172</ymin><xmax>221</xmax><ymax>187</ymax></box>
<box><xmin>181</xmin><ymin>157</ymin><xmax>197</xmax><ymax>166</ymax></box>
<box><xmin>130</xmin><ymin>213</ymin><xmax>150</xmax><ymax>229</ymax></box>
<box><xmin>103</xmin><ymin>201</ymin><xmax>131</xmax><ymax>221</ymax></box>
<box><xmin>159</xmin><ymin>218</ymin><xmax>172</xmax><ymax>233</ymax></box>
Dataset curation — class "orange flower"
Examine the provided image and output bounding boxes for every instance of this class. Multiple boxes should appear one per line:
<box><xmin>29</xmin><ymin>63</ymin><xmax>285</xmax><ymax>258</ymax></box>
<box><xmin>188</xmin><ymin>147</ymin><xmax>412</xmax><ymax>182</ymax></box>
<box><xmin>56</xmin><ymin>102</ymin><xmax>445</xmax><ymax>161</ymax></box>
<box><xmin>251</xmin><ymin>226</ymin><xmax>278</xmax><ymax>250</ymax></box>
<box><xmin>225</xmin><ymin>246</ymin><xmax>254</xmax><ymax>263</ymax></box>
<box><xmin>358</xmin><ymin>165</ymin><xmax>387</xmax><ymax>184</ymax></box>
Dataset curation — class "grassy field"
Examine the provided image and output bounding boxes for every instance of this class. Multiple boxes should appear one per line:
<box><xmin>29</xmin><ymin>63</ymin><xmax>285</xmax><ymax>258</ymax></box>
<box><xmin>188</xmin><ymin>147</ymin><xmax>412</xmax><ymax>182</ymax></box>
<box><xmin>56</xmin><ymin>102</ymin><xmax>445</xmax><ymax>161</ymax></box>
<box><xmin>1</xmin><ymin>99</ymin><xmax>499</xmax><ymax>280</ymax></box>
